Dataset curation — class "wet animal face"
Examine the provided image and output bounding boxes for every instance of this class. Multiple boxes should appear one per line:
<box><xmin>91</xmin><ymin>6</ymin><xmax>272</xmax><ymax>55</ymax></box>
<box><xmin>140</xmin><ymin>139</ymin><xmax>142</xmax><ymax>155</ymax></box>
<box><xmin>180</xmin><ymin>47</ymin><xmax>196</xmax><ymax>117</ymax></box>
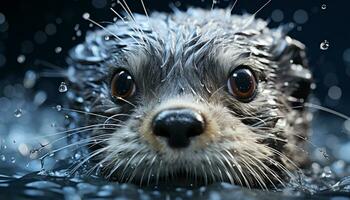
<box><xmin>68</xmin><ymin>8</ymin><xmax>312</xmax><ymax>188</ymax></box>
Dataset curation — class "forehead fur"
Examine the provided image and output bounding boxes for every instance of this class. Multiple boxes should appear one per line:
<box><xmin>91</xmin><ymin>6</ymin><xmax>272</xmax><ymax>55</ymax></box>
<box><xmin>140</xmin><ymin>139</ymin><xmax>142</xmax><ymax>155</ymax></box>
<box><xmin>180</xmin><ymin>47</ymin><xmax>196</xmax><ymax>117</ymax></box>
<box><xmin>68</xmin><ymin>8</ymin><xmax>286</xmax><ymax>98</ymax></box>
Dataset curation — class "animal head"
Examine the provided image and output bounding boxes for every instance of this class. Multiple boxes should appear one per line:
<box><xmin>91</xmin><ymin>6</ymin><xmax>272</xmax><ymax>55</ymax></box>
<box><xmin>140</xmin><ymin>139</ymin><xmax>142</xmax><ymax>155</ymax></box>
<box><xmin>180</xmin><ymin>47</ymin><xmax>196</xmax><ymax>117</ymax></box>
<box><xmin>67</xmin><ymin>8</ymin><xmax>312</xmax><ymax>188</ymax></box>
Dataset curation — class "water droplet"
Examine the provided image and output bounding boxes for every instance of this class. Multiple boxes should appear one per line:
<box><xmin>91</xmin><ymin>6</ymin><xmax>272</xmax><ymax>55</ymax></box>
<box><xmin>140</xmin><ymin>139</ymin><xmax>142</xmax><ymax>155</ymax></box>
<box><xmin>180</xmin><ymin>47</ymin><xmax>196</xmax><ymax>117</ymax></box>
<box><xmin>328</xmin><ymin>86</ymin><xmax>342</xmax><ymax>100</ymax></box>
<box><xmin>76</xmin><ymin>30</ymin><xmax>82</xmax><ymax>37</ymax></box>
<box><xmin>23</xmin><ymin>70</ymin><xmax>37</xmax><ymax>89</ymax></box>
<box><xmin>0</xmin><ymin>155</ymin><xmax>5</xmax><ymax>161</ymax></box>
<box><xmin>56</xmin><ymin>105</ymin><xmax>62</xmax><ymax>111</ymax></box>
<box><xmin>82</xmin><ymin>13</ymin><xmax>90</xmax><ymax>20</ymax></box>
<box><xmin>104</xmin><ymin>35</ymin><xmax>110</xmax><ymax>41</ymax></box>
<box><xmin>321</xmin><ymin>4</ymin><xmax>327</xmax><ymax>10</ymax></box>
<box><xmin>51</xmin><ymin>123</ymin><xmax>56</xmax><ymax>128</ymax></box>
<box><xmin>58</xmin><ymin>82</ymin><xmax>68</xmax><ymax>93</ymax></box>
<box><xmin>17</xmin><ymin>55</ymin><xmax>26</xmax><ymax>63</ymax></box>
<box><xmin>14</xmin><ymin>108</ymin><xmax>23</xmax><ymax>118</ymax></box>
<box><xmin>10</xmin><ymin>157</ymin><xmax>16</xmax><ymax>163</ymax></box>
<box><xmin>320</xmin><ymin>40</ymin><xmax>330</xmax><ymax>50</ymax></box>
<box><xmin>54</xmin><ymin>46</ymin><xmax>62</xmax><ymax>54</ymax></box>
<box><xmin>271</xmin><ymin>9</ymin><xmax>284</xmax><ymax>22</ymax></box>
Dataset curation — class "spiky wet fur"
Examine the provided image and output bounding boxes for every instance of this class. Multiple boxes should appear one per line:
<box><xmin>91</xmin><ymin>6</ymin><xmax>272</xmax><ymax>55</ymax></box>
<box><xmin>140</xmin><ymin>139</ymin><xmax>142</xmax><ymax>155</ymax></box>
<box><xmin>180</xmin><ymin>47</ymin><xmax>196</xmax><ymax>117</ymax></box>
<box><xmin>67</xmin><ymin>8</ymin><xmax>312</xmax><ymax>188</ymax></box>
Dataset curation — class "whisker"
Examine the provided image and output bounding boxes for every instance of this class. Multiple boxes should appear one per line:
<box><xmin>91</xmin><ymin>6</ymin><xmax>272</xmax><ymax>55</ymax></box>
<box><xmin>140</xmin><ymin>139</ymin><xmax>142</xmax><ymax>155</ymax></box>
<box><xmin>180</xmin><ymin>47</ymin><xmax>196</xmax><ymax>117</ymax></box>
<box><xmin>252</xmin><ymin>0</ymin><xmax>272</xmax><ymax>16</ymax></box>
<box><xmin>229</xmin><ymin>0</ymin><xmax>239</xmax><ymax>14</ymax></box>
<box><xmin>39</xmin><ymin>134</ymin><xmax>113</xmax><ymax>160</ymax></box>
<box><xmin>32</xmin><ymin>123</ymin><xmax>124</xmax><ymax>144</ymax></box>
<box><xmin>115</xmin><ymin>97</ymin><xmax>137</xmax><ymax>108</ymax></box>
<box><xmin>303</xmin><ymin>102</ymin><xmax>350</xmax><ymax>121</ymax></box>
<box><xmin>60</xmin><ymin>107</ymin><xmax>122</xmax><ymax>122</ymax></box>
<box><xmin>110</xmin><ymin>7</ymin><xmax>143</xmax><ymax>46</ymax></box>
<box><xmin>70</xmin><ymin>145</ymin><xmax>110</xmax><ymax>174</ymax></box>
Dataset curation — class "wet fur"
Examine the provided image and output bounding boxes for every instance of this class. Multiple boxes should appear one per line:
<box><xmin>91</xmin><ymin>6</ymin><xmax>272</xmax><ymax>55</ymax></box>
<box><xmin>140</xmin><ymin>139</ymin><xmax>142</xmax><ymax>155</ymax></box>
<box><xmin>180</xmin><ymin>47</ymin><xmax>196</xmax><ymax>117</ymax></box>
<box><xmin>67</xmin><ymin>8</ymin><xmax>312</xmax><ymax>188</ymax></box>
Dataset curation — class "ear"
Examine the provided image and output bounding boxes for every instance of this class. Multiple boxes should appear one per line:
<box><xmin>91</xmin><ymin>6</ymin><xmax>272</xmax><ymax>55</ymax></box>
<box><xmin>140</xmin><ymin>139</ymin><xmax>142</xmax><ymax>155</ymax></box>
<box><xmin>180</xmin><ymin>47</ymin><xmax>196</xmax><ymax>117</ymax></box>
<box><xmin>272</xmin><ymin>36</ymin><xmax>313</xmax><ymax>108</ymax></box>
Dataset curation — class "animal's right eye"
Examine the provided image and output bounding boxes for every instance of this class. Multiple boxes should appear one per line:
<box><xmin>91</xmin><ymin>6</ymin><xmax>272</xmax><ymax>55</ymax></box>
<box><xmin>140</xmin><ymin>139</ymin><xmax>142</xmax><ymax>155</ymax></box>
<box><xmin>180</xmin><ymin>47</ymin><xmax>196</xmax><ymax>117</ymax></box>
<box><xmin>227</xmin><ymin>66</ymin><xmax>258</xmax><ymax>102</ymax></box>
<box><xmin>111</xmin><ymin>70</ymin><xmax>136</xmax><ymax>99</ymax></box>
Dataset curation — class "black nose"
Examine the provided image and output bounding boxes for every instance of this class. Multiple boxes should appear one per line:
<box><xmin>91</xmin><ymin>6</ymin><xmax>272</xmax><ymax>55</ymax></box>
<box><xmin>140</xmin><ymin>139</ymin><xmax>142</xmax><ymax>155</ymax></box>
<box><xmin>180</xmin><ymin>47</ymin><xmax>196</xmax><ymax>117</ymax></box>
<box><xmin>152</xmin><ymin>108</ymin><xmax>205</xmax><ymax>148</ymax></box>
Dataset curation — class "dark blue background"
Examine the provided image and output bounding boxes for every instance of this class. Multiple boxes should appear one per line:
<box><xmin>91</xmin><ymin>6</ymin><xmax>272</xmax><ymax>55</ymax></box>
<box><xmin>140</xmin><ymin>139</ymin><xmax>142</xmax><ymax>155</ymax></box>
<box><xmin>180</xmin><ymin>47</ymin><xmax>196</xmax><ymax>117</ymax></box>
<box><xmin>0</xmin><ymin>0</ymin><xmax>349</xmax><ymax>113</ymax></box>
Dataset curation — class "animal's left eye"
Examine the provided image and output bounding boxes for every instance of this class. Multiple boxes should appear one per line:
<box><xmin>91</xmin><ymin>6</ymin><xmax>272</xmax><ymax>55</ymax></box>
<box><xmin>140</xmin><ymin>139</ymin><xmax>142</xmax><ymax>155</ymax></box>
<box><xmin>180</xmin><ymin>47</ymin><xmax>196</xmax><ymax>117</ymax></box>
<box><xmin>227</xmin><ymin>66</ymin><xmax>257</xmax><ymax>102</ymax></box>
<box><xmin>111</xmin><ymin>70</ymin><xmax>136</xmax><ymax>99</ymax></box>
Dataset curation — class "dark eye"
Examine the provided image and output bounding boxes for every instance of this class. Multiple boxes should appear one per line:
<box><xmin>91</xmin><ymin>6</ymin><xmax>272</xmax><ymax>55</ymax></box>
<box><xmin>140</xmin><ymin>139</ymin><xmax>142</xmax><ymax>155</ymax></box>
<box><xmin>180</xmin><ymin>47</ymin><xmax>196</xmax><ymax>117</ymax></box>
<box><xmin>111</xmin><ymin>70</ymin><xmax>136</xmax><ymax>99</ymax></box>
<box><xmin>227</xmin><ymin>66</ymin><xmax>257</xmax><ymax>102</ymax></box>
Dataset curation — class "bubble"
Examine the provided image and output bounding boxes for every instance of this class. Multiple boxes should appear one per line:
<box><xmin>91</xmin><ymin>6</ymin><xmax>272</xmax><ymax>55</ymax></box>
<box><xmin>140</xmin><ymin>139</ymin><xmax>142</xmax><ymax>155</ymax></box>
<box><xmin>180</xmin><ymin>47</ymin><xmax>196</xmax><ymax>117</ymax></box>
<box><xmin>271</xmin><ymin>9</ymin><xmax>284</xmax><ymax>22</ymax></box>
<box><xmin>54</xmin><ymin>46</ymin><xmax>62</xmax><ymax>54</ymax></box>
<box><xmin>14</xmin><ymin>108</ymin><xmax>23</xmax><ymax>118</ymax></box>
<box><xmin>293</xmin><ymin>9</ymin><xmax>308</xmax><ymax>24</ymax></box>
<box><xmin>45</xmin><ymin>23</ymin><xmax>57</xmax><ymax>36</ymax></box>
<box><xmin>0</xmin><ymin>13</ymin><xmax>5</xmax><ymax>24</ymax></box>
<box><xmin>320</xmin><ymin>40</ymin><xmax>330</xmax><ymax>50</ymax></box>
<box><xmin>18</xmin><ymin>143</ymin><xmax>30</xmax><ymax>156</ymax></box>
<box><xmin>33</xmin><ymin>91</ymin><xmax>47</xmax><ymax>105</ymax></box>
<box><xmin>208</xmin><ymin>191</ymin><xmax>221</xmax><ymax>200</ymax></box>
<box><xmin>17</xmin><ymin>55</ymin><xmax>26</xmax><ymax>63</ymax></box>
<box><xmin>23</xmin><ymin>70</ymin><xmax>37</xmax><ymax>89</ymax></box>
<box><xmin>56</xmin><ymin>105</ymin><xmax>62</xmax><ymax>111</ymax></box>
<box><xmin>56</xmin><ymin>18</ymin><xmax>63</xmax><ymax>24</ymax></box>
<box><xmin>74</xmin><ymin>24</ymin><xmax>80</xmax><ymax>31</ymax></box>
<box><xmin>58</xmin><ymin>82</ymin><xmax>68</xmax><ymax>93</ymax></box>
<box><xmin>76</xmin><ymin>30</ymin><xmax>82</xmax><ymax>37</ymax></box>
<box><xmin>34</xmin><ymin>31</ymin><xmax>47</xmax><ymax>44</ymax></box>
<box><xmin>92</xmin><ymin>0</ymin><xmax>107</xmax><ymax>9</ymax></box>
<box><xmin>338</xmin><ymin>142</ymin><xmax>350</xmax><ymax>162</ymax></box>
<box><xmin>186</xmin><ymin>190</ymin><xmax>193</xmax><ymax>197</ymax></box>
<box><xmin>82</xmin><ymin>13</ymin><xmax>90</xmax><ymax>20</ymax></box>
<box><xmin>0</xmin><ymin>155</ymin><xmax>5</xmax><ymax>161</ymax></box>
<box><xmin>321</xmin><ymin>4</ymin><xmax>327</xmax><ymax>10</ymax></box>
<box><xmin>10</xmin><ymin>157</ymin><xmax>16</xmax><ymax>163</ymax></box>
<box><xmin>328</xmin><ymin>86</ymin><xmax>342</xmax><ymax>100</ymax></box>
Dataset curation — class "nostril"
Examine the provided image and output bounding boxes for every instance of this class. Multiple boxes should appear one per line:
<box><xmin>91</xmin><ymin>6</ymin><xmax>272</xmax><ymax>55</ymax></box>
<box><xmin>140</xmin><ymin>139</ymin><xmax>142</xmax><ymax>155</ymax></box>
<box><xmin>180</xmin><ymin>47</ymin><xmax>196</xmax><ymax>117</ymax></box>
<box><xmin>152</xmin><ymin>108</ymin><xmax>205</xmax><ymax>148</ymax></box>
